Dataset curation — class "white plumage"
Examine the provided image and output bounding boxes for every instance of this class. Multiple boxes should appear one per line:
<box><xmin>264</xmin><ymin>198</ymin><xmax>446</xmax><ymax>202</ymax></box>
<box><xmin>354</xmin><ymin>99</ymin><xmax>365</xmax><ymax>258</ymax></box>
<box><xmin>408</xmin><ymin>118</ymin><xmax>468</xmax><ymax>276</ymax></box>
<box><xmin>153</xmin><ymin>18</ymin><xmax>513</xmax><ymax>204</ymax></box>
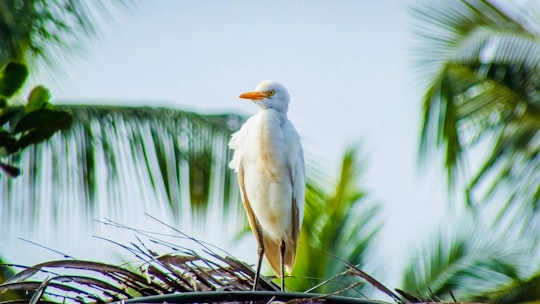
<box><xmin>228</xmin><ymin>80</ymin><xmax>305</xmax><ymax>291</ymax></box>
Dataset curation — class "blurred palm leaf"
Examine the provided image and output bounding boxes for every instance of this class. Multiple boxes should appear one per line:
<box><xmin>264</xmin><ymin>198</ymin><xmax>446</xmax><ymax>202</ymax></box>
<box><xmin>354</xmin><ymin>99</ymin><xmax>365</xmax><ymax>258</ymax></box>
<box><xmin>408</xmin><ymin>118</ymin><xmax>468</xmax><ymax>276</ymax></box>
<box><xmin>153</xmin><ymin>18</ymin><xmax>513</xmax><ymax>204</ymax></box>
<box><xmin>0</xmin><ymin>105</ymin><xmax>243</xmax><ymax>231</ymax></box>
<box><xmin>0</xmin><ymin>0</ymin><xmax>127</xmax><ymax>67</ymax></box>
<box><xmin>288</xmin><ymin>147</ymin><xmax>382</xmax><ymax>296</ymax></box>
<box><xmin>413</xmin><ymin>0</ymin><xmax>540</xmax><ymax>224</ymax></box>
<box><xmin>401</xmin><ymin>216</ymin><xmax>535</xmax><ymax>303</ymax></box>
<box><xmin>490</xmin><ymin>271</ymin><xmax>540</xmax><ymax>304</ymax></box>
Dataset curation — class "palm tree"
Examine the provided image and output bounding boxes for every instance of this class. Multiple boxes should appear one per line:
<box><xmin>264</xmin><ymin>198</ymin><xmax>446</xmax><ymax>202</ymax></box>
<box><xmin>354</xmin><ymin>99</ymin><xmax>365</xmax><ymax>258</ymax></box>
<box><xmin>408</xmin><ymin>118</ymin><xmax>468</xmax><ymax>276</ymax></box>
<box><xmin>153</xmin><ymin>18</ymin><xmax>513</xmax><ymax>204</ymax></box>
<box><xmin>404</xmin><ymin>1</ymin><xmax>540</xmax><ymax>302</ymax></box>
<box><xmin>401</xmin><ymin>213</ymin><xmax>539</xmax><ymax>303</ymax></box>
<box><xmin>289</xmin><ymin>148</ymin><xmax>382</xmax><ymax>296</ymax></box>
<box><xmin>0</xmin><ymin>0</ymin><xmax>126</xmax><ymax>67</ymax></box>
<box><xmin>413</xmin><ymin>0</ymin><xmax>540</xmax><ymax>228</ymax></box>
<box><xmin>1</xmin><ymin>105</ymin><xmax>243</xmax><ymax>232</ymax></box>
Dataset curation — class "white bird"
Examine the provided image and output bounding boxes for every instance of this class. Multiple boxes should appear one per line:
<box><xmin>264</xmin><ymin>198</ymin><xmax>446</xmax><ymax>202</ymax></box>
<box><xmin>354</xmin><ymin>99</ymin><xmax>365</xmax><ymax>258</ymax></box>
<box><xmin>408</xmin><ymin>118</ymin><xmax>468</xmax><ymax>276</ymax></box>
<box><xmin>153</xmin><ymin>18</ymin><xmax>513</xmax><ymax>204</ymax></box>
<box><xmin>228</xmin><ymin>80</ymin><xmax>305</xmax><ymax>291</ymax></box>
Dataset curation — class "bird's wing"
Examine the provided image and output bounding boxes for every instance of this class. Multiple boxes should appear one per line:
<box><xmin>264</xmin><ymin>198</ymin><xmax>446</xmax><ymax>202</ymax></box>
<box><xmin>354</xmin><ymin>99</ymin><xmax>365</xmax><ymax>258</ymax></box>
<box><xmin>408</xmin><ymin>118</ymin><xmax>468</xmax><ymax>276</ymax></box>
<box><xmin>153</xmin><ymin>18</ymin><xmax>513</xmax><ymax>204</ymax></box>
<box><xmin>229</xmin><ymin>115</ymin><xmax>284</xmax><ymax>276</ymax></box>
<box><xmin>237</xmin><ymin>162</ymin><xmax>262</xmax><ymax>246</ymax></box>
<box><xmin>228</xmin><ymin>118</ymin><xmax>252</xmax><ymax>171</ymax></box>
<box><xmin>228</xmin><ymin>134</ymin><xmax>242</xmax><ymax>171</ymax></box>
<box><xmin>239</xmin><ymin>161</ymin><xmax>283</xmax><ymax>277</ymax></box>
<box><xmin>291</xmin><ymin>148</ymin><xmax>305</xmax><ymax>233</ymax></box>
<box><xmin>284</xmin><ymin>123</ymin><xmax>306</xmax><ymax>273</ymax></box>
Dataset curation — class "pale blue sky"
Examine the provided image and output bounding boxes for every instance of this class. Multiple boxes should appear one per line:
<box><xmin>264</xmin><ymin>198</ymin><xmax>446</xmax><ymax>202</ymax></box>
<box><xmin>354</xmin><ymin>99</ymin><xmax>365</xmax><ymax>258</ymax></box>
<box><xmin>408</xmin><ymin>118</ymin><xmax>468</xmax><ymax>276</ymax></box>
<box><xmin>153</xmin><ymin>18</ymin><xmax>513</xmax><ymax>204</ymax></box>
<box><xmin>14</xmin><ymin>0</ymin><xmax>460</xmax><ymax>291</ymax></box>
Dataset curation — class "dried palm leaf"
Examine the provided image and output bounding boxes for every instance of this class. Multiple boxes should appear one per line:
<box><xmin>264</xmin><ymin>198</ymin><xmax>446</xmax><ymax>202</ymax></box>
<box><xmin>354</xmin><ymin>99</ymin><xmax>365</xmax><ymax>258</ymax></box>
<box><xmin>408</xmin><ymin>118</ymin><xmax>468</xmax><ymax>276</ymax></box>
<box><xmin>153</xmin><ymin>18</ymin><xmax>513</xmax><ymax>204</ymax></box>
<box><xmin>0</xmin><ymin>220</ymin><xmax>401</xmax><ymax>304</ymax></box>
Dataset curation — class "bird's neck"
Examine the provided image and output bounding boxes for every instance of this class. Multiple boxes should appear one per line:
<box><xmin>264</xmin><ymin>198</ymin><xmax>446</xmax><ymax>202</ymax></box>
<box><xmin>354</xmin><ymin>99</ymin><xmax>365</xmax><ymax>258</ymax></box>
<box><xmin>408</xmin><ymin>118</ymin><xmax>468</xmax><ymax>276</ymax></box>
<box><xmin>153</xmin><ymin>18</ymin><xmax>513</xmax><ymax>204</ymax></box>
<box><xmin>259</xmin><ymin>108</ymin><xmax>287</xmax><ymax>124</ymax></box>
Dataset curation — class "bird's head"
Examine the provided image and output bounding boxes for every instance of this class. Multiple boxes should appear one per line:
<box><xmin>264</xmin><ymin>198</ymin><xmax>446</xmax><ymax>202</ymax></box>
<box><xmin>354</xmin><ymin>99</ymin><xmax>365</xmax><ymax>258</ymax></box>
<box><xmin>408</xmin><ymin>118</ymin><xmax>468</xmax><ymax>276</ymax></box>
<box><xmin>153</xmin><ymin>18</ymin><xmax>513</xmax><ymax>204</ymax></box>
<box><xmin>239</xmin><ymin>80</ymin><xmax>290</xmax><ymax>113</ymax></box>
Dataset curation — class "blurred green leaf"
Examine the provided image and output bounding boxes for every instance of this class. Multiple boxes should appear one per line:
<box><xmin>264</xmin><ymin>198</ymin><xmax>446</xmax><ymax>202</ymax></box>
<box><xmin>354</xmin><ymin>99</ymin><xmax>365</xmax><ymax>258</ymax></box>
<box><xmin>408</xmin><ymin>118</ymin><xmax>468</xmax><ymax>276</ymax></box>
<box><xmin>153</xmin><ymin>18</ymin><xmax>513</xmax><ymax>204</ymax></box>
<box><xmin>0</xmin><ymin>107</ymin><xmax>21</xmax><ymax>126</ymax></box>
<box><xmin>17</xmin><ymin>128</ymin><xmax>57</xmax><ymax>150</ymax></box>
<box><xmin>0</xmin><ymin>257</ymin><xmax>28</xmax><ymax>301</ymax></box>
<box><xmin>1</xmin><ymin>105</ymin><xmax>242</xmax><ymax>226</ymax></box>
<box><xmin>413</xmin><ymin>0</ymin><xmax>540</xmax><ymax>226</ymax></box>
<box><xmin>0</xmin><ymin>1</ymin><xmax>130</xmax><ymax>69</ymax></box>
<box><xmin>26</xmin><ymin>85</ymin><xmax>50</xmax><ymax>112</ymax></box>
<box><xmin>0</xmin><ymin>131</ymin><xmax>18</xmax><ymax>154</ymax></box>
<box><xmin>288</xmin><ymin>147</ymin><xmax>382</xmax><ymax>296</ymax></box>
<box><xmin>188</xmin><ymin>149</ymin><xmax>212</xmax><ymax>212</ymax></box>
<box><xmin>0</xmin><ymin>98</ymin><xmax>7</xmax><ymax>108</ymax></box>
<box><xmin>14</xmin><ymin>109</ymin><xmax>72</xmax><ymax>134</ymax></box>
<box><xmin>0</xmin><ymin>162</ymin><xmax>20</xmax><ymax>177</ymax></box>
<box><xmin>0</xmin><ymin>62</ymin><xmax>28</xmax><ymax>97</ymax></box>
<box><xmin>491</xmin><ymin>272</ymin><xmax>540</xmax><ymax>304</ymax></box>
<box><xmin>401</xmin><ymin>214</ymin><xmax>531</xmax><ymax>302</ymax></box>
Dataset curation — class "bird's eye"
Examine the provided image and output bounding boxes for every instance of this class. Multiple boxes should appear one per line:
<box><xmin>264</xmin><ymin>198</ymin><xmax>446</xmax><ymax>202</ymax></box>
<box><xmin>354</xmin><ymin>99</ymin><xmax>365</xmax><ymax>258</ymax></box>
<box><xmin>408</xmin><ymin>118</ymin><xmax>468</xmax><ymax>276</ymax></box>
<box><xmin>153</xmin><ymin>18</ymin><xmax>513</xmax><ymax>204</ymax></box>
<box><xmin>267</xmin><ymin>90</ymin><xmax>275</xmax><ymax>97</ymax></box>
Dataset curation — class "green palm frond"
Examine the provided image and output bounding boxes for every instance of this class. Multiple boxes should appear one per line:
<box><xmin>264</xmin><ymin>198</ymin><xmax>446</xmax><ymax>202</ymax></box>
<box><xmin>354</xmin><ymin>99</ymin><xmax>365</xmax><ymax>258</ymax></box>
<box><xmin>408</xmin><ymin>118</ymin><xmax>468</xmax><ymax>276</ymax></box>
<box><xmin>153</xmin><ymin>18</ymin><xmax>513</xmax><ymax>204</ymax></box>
<box><xmin>490</xmin><ymin>271</ymin><xmax>540</xmax><ymax>304</ymax></box>
<box><xmin>0</xmin><ymin>0</ymin><xmax>128</xmax><ymax>67</ymax></box>
<box><xmin>401</xmin><ymin>215</ymin><xmax>533</xmax><ymax>302</ymax></box>
<box><xmin>0</xmin><ymin>105</ymin><xmax>244</xmax><ymax>231</ymax></box>
<box><xmin>412</xmin><ymin>0</ymin><xmax>540</xmax><ymax>221</ymax></box>
<box><xmin>288</xmin><ymin>147</ymin><xmax>382</xmax><ymax>296</ymax></box>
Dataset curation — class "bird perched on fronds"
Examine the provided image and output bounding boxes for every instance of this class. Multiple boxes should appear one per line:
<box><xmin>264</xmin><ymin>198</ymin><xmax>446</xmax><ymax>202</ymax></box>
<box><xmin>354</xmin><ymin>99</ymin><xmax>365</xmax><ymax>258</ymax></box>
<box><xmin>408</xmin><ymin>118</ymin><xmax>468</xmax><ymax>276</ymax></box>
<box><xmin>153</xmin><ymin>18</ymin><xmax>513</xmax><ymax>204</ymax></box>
<box><xmin>228</xmin><ymin>80</ymin><xmax>305</xmax><ymax>291</ymax></box>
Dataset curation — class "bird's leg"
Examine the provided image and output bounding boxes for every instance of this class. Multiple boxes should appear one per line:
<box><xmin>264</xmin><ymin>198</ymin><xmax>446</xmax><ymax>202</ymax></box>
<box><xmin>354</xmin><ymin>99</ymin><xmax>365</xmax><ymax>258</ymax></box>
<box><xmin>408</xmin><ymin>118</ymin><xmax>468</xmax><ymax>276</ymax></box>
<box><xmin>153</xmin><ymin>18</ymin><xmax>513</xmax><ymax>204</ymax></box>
<box><xmin>280</xmin><ymin>240</ymin><xmax>286</xmax><ymax>292</ymax></box>
<box><xmin>253</xmin><ymin>228</ymin><xmax>265</xmax><ymax>291</ymax></box>
<box><xmin>253</xmin><ymin>242</ymin><xmax>264</xmax><ymax>291</ymax></box>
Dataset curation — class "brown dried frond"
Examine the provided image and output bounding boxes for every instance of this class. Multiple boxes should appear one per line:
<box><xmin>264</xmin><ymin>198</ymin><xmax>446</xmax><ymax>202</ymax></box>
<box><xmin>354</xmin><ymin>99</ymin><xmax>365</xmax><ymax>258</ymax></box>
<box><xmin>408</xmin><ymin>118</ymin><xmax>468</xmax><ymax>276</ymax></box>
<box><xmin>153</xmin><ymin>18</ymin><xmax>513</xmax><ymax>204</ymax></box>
<box><xmin>0</xmin><ymin>219</ymin><xmax>485</xmax><ymax>304</ymax></box>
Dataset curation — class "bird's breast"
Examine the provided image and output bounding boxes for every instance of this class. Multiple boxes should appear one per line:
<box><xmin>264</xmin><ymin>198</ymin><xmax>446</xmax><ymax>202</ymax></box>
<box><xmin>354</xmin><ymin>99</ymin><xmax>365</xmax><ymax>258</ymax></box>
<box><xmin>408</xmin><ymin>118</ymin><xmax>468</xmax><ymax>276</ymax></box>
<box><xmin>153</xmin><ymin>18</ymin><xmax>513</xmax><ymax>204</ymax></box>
<box><xmin>235</xmin><ymin>110</ymin><xmax>298</xmax><ymax>240</ymax></box>
<box><xmin>254</xmin><ymin>111</ymin><xmax>289</xmax><ymax>182</ymax></box>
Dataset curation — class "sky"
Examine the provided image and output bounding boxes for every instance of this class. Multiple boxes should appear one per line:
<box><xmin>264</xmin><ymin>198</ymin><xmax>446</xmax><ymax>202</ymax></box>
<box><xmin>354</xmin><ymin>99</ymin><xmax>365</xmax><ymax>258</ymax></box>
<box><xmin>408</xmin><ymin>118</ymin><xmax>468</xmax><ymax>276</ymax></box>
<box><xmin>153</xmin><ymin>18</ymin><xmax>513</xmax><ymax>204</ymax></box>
<box><xmin>8</xmin><ymin>0</ymin><xmax>462</xmax><ymax>293</ymax></box>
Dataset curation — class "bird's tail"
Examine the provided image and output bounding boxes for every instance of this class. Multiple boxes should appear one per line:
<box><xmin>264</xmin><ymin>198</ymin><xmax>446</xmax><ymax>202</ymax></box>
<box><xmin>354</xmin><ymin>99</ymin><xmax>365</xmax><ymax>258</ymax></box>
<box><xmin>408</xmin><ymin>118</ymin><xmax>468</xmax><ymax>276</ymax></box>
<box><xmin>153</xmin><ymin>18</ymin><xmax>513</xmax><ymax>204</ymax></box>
<box><xmin>262</xmin><ymin>236</ymin><xmax>298</xmax><ymax>278</ymax></box>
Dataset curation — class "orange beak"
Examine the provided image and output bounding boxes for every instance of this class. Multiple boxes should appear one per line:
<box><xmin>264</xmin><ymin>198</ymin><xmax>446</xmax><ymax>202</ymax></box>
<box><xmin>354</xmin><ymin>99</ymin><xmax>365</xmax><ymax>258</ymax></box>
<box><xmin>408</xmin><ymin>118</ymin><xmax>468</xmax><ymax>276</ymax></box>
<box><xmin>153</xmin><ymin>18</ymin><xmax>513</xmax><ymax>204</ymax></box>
<box><xmin>239</xmin><ymin>91</ymin><xmax>266</xmax><ymax>100</ymax></box>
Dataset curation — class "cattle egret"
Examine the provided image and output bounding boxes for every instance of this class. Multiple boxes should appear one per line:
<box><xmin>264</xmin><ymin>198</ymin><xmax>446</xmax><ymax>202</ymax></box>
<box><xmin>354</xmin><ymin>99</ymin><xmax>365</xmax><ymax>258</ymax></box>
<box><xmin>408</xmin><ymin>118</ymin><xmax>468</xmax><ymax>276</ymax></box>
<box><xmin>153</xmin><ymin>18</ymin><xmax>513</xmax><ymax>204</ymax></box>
<box><xmin>228</xmin><ymin>80</ymin><xmax>305</xmax><ymax>291</ymax></box>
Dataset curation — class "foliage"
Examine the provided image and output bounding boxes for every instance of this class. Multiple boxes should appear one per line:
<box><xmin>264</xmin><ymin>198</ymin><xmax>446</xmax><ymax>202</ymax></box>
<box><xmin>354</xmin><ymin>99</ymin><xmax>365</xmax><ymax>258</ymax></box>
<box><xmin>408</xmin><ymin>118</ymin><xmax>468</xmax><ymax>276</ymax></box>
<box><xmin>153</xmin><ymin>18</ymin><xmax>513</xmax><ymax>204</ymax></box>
<box><xmin>0</xmin><ymin>0</ymin><xmax>127</xmax><ymax>67</ymax></box>
<box><xmin>401</xmin><ymin>213</ymin><xmax>540</xmax><ymax>303</ymax></box>
<box><xmin>0</xmin><ymin>61</ymin><xmax>72</xmax><ymax>178</ymax></box>
<box><xmin>0</xmin><ymin>225</ymin><xmax>387</xmax><ymax>304</ymax></box>
<box><xmin>409</xmin><ymin>1</ymin><xmax>540</xmax><ymax>302</ymax></box>
<box><xmin>413</xmin><ymin>0</ymin><xmax>540</xmax><ymax>224</ymax></box>
<box><xmin>0</xmin><ymin>104</ymin><xmax>243</xmax><ymax>232</ymax></box>
<box><xmin>490</xmin><ymin>272</ymin><xmax>540</xmax><ymax>304</ymax></box>
<box><xmin>288</xmin><ymin>148</ymin><xmax>382</xmax><ymax>296</ymax></box>
<box><xmin>0</xmin><ymin>257</ymin><xmax>28</xmax><ymax>302</ymax></box>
